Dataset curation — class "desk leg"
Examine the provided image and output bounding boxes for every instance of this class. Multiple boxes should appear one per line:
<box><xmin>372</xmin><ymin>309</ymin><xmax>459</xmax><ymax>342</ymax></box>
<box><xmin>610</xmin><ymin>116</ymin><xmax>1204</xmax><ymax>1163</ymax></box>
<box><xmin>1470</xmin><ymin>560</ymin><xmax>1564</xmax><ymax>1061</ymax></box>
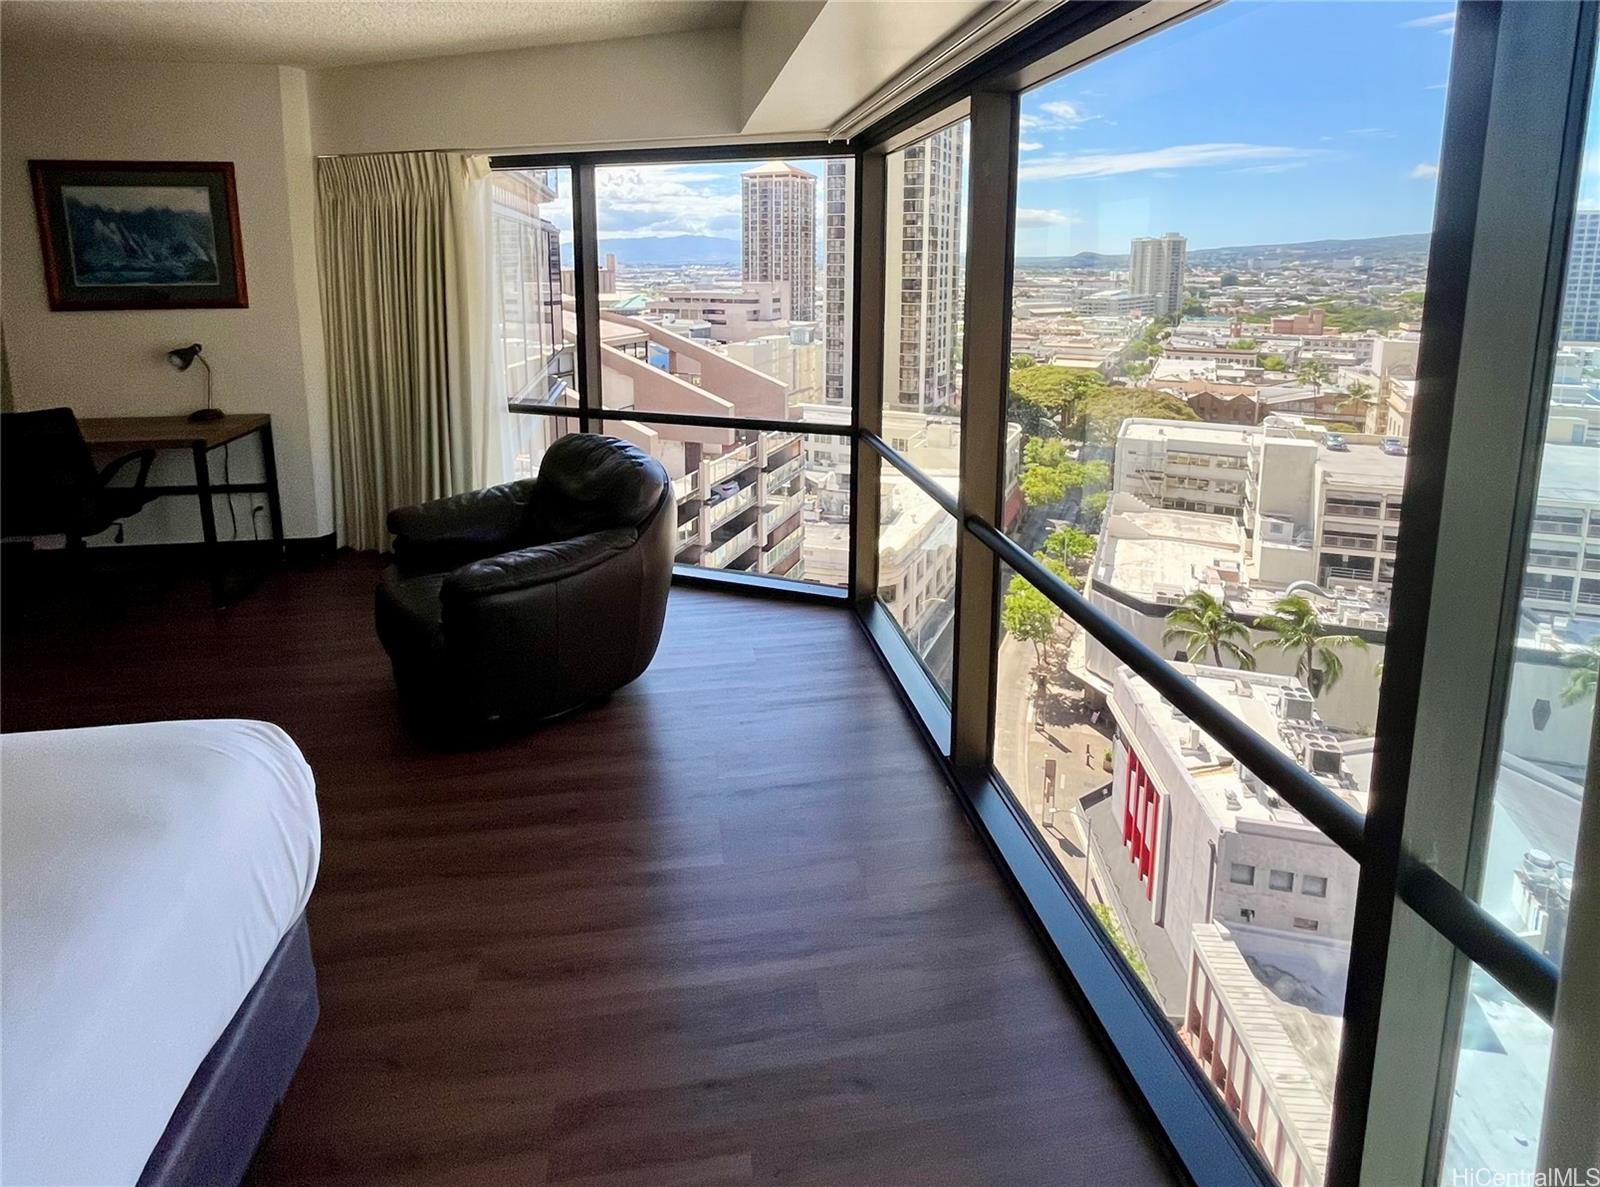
<box><xmin>258</xmin><ymin>423</ymin><xmax>285</xmax><ymax>555</ymax></box>
<box><xmin>193</xmin><ymin>443</ymin><xmax>224</xmax><ymax>608</ymax></box>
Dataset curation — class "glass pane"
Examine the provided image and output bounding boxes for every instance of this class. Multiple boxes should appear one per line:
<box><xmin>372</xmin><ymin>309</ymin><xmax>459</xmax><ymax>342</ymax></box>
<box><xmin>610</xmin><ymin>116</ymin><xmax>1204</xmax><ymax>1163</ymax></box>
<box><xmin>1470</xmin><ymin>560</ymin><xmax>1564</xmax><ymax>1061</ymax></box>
<box><xmin>876</xmin><ymin>456</ymin><xmax>958</xmax><ymax>698</ymax></box>
<box><xmin>491</xmin><ymin>169</ymin><xmax>578</xmax><ymax>410</ymax></box>
<box><xmin>508</xmin><ymin>413</ymin><xmax>580</xmax><ymax>481</ymax></box>
<box><xmin>881</xmin><ymin>120</ymin><xmax>970</xmax><ymax>477</ymax></box>
<box><xmin>994</xmin><ymin>2</ymin><xmax>1457</xmax><ymax>1181</ymax></box>
<box><xmin>1438</xmin><ymin>964</ymin><xmax>1553</xmax><ymax>1183</ymax></box>
<box><xmin>590</xmin><ymin>158</ymin><xmax>853</xmax><ymax>421</ymax></box>
<box><xmin>625</xmin><ymin>424</ymin><xmax>849</xmax><ymax>587</ymax></box>
<box><xmin>1473</xmin><ymin>36</ymin><xmax>1600</xmax><ymax>967</ymax></box>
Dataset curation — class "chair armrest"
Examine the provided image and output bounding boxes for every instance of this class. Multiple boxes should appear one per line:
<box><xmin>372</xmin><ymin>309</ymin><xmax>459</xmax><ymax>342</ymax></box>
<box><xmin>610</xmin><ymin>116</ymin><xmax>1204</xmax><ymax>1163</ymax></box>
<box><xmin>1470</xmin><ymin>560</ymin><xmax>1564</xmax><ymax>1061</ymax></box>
<box><xmin>97</xmin><ymin>449</ymin><xmax>156</xmax><ymax>491</ymax></box>
<box><xmin>441</xmin><ymin>528</ymin><xmax>637</xmax><ymax>603</ymax></box>
<box><xmin>387</xmin><ymin>479</ymin><xmax>536</xmax><ymax>569</ymax></box>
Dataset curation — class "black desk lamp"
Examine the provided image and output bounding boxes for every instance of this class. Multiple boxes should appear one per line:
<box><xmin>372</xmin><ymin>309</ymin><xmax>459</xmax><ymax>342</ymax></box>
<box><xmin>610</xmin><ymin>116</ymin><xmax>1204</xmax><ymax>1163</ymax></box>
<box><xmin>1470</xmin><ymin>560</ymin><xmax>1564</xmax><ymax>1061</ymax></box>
<box><xmin>168</xmin><ymin>343</ymin><xmax>222</xmax><ymax>423</ymax></box>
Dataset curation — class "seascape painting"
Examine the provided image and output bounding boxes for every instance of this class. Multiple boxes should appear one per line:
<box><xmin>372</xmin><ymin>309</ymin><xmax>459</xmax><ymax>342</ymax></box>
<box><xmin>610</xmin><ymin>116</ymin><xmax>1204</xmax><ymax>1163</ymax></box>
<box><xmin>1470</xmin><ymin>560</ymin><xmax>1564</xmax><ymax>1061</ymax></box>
<box><xmin>61</xmin><ymin>185</ymin><xmax>220</xmax><ymax>287</ymax></box>
<box><xmin>31</xmin><ymin>160</ymin><xmax>248</xmax><ymax>310</ymax></box>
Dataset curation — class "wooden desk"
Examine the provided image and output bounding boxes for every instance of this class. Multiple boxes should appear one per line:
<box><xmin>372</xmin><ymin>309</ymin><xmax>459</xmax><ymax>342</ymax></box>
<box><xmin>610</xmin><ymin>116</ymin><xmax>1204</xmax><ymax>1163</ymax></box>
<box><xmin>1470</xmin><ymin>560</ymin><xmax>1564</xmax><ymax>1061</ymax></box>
<box><xmin>80</xmin><ymin>413</ymin><xmax>284</xmax><ymax>607</ymax></box>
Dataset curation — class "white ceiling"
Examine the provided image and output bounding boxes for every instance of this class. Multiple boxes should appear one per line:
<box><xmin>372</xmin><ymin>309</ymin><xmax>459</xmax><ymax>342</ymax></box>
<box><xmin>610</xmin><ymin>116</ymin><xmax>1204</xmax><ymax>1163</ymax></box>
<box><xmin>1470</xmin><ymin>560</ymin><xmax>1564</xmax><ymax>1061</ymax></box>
<box><xmin>0</xmin><ymin>0</ymin><xmax>747</xmax><ymax>68</ymax></box>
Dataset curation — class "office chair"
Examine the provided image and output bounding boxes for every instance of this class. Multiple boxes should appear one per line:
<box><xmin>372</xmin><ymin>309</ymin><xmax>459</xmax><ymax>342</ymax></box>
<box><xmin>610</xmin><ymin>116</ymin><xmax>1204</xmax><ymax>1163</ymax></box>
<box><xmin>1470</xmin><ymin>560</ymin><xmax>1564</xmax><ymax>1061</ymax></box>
<box><xmin>1</xmin><ymin>408</ymin><xmax>157</xmax><ymax>546</ymax></box>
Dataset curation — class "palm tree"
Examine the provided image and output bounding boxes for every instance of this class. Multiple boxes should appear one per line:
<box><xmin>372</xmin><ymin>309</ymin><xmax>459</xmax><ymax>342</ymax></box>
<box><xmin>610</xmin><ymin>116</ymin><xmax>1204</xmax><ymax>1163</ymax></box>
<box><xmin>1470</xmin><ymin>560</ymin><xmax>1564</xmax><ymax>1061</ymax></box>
<box><xmin>1297</xmin><ymin>357</ymin><xmax>1334</xmax><ymax>398</ymax></box>
<box><xmin>1341</xmin><ymin>380</ymin><xmax>1378</xmax><ymax>431</ymax></box>
<box><xmin>1561</xmin><ymin>640</ymin><xmax>1600</xmax><ymax>708</ymax></box>
<box><xmin>1163</xmin><ymin>591</ymin><xmax>1256</xmax><ymax>670</ymax></box>
<box><xmin>1254</xmin><ymin>593</ymin><xmax>1368</xmax><ymax>696</ymax></box>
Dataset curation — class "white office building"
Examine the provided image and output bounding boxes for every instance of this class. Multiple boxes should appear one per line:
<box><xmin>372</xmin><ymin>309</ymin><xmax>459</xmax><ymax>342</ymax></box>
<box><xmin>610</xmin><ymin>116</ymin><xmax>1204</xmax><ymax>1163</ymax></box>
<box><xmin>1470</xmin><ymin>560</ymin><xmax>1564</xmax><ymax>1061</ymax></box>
<box><xmin>1130</xmin><ymin>232</ymin><xmax>1188</xmax><ymax>318</ymax></box>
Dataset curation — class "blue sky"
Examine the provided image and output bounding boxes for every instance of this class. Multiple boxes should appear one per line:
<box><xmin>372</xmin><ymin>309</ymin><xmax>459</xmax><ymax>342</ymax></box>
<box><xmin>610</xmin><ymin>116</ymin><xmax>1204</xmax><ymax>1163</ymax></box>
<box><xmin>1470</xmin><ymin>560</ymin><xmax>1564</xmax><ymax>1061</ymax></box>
<box><xmin>568</xmin><ymin>2</ymin><xmax>1463</xmax><ymax>258</ymax></box>
<box><xmin>1013</xmin><ymin>0</ymin><xmax>1457</xmax><ymax>256</ymax></box>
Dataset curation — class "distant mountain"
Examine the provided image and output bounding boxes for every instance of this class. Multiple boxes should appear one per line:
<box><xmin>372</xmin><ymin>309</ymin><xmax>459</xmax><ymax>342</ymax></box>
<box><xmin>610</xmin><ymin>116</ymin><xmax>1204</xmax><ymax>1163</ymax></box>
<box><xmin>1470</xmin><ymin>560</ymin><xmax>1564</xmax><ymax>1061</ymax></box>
<box><xmin>1017</xmin><ymin>232</ymin><xmax>1430</xmax><ymax>270</ymax></box>
<box><xmin>1189</xmin><ymin>232</ymin><xmax>1431</xmax><ymax>264</ymax></box>
<box><xmin>560</xmin><ymin>236</ymin><xmax>741</xmax><ymax>268</ymax></box>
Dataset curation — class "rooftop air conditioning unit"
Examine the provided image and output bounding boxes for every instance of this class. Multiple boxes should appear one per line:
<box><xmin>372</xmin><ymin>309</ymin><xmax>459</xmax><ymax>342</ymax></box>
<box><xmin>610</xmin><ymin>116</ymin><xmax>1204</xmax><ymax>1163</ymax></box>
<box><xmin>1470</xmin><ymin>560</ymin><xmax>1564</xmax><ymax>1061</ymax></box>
<box><xmin>1277</xmin><ymin>687</ymin><xmax>1317</xmax><ymax>723</ymax></box>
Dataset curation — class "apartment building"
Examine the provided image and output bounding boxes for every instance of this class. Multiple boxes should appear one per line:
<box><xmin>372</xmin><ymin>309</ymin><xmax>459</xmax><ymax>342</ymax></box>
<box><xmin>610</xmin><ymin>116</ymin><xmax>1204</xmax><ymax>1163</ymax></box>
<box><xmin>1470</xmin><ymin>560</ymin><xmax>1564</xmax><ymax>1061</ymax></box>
<box><xmin>882</xmin><ymin>124</ymin><xmax>965</xmax><ymax>414</ymax></box>
<box><xmin>741</xmin><ymin>161</ymin><xmax>816</xmax><ymax>322</ymax></box>
<box><xmin>490</xmin><ymin>170</ymin><xmax>566</xmax><ymax>404</ymax></box>
<box><xmin>1112</xmin><ymin>420</ymin><xmax>1409</xmax><ymax>595</ymax></box>
<box><xmin>823</xmin><ymin>159</ymin><xmax>852</xmax><ymax>405</ymax></box>
<box><xmin>1558</xmin><ymin>209</ymin><xmax>1600</xmax><ymax>342</ymax></box>
<box><xmin>1085</xmin><ymin>663</ymin><xmax>1365</xmax><ymax>1187</ymax></box>
<box><xmin>720</xmin><ymin>324</ymin><xmax>824</xmax><ymax>407</ymax></box>
<box><xmin>644</xmin><ymin>281</ymin><xmax>789</xmax><ymax>341</ymax></box>
<box><xmin>1130</xmin><ymin>232</ymin><xmax>1188</xmax><ymax>317</ymax></box>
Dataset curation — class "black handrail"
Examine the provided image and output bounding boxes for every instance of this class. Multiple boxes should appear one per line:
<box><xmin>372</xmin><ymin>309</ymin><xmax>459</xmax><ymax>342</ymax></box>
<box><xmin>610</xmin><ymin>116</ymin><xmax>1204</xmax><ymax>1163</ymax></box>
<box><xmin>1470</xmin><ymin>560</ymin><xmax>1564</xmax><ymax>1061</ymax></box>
<box><xmin>959</xmin><ymin>512</ymin><xmax>1560</xmax><ymax>1023</ymax></box>
<box><xmin>964</xmin><ymin>515</ymin><xmax>1370</xmax><ymax>859</ymax></box>
<box><xmin>1399</xmin><ymin>858</ymin><xmax>1559</xmax><ymax>1022</ymax></box>
<box><xmin>862</xmin><ymin>430</ymin><xmax>961</xmax><ymax>517</ymax></box>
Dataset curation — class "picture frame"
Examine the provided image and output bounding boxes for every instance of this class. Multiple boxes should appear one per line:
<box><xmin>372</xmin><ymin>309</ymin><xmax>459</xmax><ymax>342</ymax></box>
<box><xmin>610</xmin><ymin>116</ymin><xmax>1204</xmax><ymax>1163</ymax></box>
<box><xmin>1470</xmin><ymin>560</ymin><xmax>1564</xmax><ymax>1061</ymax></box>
<box><xmin>29</xmin><ymin>159</ymin><xmax>248</xmax><ymax>311</ymax></box>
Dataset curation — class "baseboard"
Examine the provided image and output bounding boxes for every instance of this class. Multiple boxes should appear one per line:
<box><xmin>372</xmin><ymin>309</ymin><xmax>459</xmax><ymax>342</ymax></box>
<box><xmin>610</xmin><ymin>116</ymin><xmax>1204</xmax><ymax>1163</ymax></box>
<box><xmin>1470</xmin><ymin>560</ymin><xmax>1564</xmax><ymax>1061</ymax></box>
<box><xmin>7</xmin><ymin>533</ymin><xmax>338</xmax><ymax>569</ymax></box>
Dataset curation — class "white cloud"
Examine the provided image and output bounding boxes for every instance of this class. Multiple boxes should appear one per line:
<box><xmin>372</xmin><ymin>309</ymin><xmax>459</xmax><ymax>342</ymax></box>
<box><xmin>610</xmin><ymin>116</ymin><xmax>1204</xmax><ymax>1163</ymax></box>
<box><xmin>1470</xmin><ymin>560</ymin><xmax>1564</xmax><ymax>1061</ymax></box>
<box><xmin>1018</xmin><ymin>142</ymin><xmax>1320</xmax><ymax>181</ymax></box>
<box><xmin>594</xmin><ymin>163</ymin><xmax>742</xmax><ymax>238</ymax></box>
<box><xmin>1409</xmin><ymin>162</ymin><xmax>1440</xmax><ymax>180</ymax></box>
<box><xmin>1019</xmin><ymin>140</ymin><xmax>1043</xmax><ymax>153</ymax></box>
<box><xmin>1037</xmin><ymin>99</ymin><xmax>1099</xmax><ymax>129</ymax></box>
<box><xmin>1015</xmin><ymin>208</ymin><xmax>1081</xmax><ymax>228</ymax></box>
<box><xmin>1402</xmin><ymin>11</ymin><xmax>1454</xmax><ymax>29</ymax></box>
<box><xmin>1229</xmin><ymin>161</ymin><xmax>1310</xmax><ymax>175</ymax></box>
<box><xmin>1345</xmin><ymin>127</ymin><xmax>1394</xmax><ymax>138</ymax></box>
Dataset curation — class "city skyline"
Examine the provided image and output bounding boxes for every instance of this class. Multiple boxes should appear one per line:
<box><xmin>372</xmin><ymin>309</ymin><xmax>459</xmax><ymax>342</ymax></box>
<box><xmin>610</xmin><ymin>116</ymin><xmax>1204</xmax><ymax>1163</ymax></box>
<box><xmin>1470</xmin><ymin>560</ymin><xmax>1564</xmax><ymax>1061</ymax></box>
<box><xmin>572</xmin><ymin>2</ymin><xmax>1459</xmax><ymax>265</ymax></box>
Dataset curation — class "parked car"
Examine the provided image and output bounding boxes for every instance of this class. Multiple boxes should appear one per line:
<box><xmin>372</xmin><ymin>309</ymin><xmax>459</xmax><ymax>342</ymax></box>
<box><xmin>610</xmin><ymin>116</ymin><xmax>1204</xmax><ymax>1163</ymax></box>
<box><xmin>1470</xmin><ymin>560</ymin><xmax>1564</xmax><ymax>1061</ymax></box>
<box><xmin>1381</xmin><ymin>437</ymin><xmax>1408</xmax><ymax>456</ymax></box>
<box><xmin>1324</xmin><ymin>432</ymin><xmax>1350</xmax><ymax>452</ymax></box>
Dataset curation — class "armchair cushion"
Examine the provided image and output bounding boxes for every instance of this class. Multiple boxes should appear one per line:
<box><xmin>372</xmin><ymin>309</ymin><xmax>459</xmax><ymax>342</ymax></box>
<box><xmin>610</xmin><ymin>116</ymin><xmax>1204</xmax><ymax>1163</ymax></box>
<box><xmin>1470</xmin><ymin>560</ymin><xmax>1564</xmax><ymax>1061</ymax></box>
<box><xmin>441</xmin><ymin>528</ymin><xmax>638</xmax><ymax>604</ymax></box>
<box><xmin>528</xmin><ymin>434</ymin><xmax>667</xmax><ymax>542</ymax></box>
<box><xmin>386</xmin><ymin>478</ymin><xmax>536</xmax><ymax>572</ymax></box>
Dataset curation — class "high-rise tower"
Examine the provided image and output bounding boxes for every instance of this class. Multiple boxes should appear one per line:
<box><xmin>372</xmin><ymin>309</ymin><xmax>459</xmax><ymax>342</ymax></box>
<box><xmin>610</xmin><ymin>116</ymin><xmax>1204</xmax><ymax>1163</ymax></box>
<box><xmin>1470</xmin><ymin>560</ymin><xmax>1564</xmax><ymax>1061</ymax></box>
<box><xmin>741</xmin><ymin>162</ymin><xmax>816</xmax><ymax>322</ymax></box>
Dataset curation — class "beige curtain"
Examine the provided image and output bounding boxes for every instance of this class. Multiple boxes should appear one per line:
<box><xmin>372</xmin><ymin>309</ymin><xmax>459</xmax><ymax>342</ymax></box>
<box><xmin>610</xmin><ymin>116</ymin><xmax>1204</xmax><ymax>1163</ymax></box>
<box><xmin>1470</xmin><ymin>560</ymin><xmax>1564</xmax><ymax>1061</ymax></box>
<box><xmin>317</xmin><ymin>152</ymin><xmax>494</xmax><ymax>551</ymax></box>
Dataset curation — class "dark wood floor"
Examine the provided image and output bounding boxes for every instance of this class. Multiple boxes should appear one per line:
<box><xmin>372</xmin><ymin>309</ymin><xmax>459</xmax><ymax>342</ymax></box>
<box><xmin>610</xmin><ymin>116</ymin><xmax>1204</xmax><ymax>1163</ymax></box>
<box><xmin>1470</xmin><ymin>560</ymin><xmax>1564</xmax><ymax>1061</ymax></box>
<box><xmin>2</xmin><ymin>557</ymin><xmax>1177</xmax><ymax>1187</ymax></box>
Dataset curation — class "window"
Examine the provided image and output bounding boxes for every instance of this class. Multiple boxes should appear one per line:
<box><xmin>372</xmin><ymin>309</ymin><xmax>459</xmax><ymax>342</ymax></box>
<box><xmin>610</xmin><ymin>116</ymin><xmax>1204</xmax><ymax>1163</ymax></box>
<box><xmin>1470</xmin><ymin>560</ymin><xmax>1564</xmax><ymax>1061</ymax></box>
<box><xmin>663</xmin><ymin>428</ymin><xmax>851</xmax><ymax>587</ymax></box>
<box><xmin>591</xmin><ymin>157</ymin><xmax>854</xmax><ymax>421</ymax></box>
<box><xmin>491</xmin><ymin>169</ymin><xmax>576</xmax><ymax>409</ymax></box>
<box><xmin>877</xmin><ymin>457</ymin><xmax>958</xmax><ymax>698</ymax></box>
<box><xmin>880</xmin><ymin>122</ymin><xmax>970</xmax><ymax>478</ymax></box>
<box><xmin>986</xmin><ymin>2</ymin><xmax>1454</xmax><ymax>1182</ymax></box>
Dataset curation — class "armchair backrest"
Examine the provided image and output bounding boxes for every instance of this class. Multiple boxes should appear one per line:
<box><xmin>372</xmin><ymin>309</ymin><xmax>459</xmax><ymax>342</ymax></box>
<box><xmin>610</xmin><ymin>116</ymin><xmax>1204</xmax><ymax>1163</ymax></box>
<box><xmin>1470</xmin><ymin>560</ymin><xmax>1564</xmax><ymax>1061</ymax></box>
<box><xmin>527</xmin><ymin>434</ymin><xmax>669</xmax><ymax>542</ymax></box>
<box><xmin>1</xmin><ymin>408</ymin><xmax>101</xmax><ymax>538</ymax></box>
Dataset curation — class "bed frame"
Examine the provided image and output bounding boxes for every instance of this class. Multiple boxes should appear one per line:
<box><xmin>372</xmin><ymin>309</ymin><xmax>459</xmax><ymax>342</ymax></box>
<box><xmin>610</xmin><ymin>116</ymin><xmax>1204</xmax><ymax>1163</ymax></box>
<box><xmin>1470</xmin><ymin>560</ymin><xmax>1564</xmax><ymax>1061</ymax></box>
<box><xmin>136</xmin><ymin>916</ymin><xmax>319</xmax><ymax>1187</ymax></box>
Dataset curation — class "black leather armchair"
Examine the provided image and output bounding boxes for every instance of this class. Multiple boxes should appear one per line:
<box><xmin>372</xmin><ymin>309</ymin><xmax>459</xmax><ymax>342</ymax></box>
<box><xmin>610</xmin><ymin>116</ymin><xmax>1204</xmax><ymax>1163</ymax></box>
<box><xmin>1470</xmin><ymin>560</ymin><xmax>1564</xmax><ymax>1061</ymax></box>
<box><xmin>375</xmin><ymin>434</ymin><xmax>674</xmax><ymax>738</ymax></box>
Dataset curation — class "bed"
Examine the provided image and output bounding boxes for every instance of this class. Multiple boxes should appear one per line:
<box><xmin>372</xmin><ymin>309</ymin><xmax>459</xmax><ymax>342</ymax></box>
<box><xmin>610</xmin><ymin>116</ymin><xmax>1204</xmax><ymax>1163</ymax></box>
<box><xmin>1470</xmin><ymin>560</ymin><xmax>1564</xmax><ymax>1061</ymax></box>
<box><xmin>1</xmin><ymin>719</ymin><xmax>321</xmax><ymax>1187</ymax></box>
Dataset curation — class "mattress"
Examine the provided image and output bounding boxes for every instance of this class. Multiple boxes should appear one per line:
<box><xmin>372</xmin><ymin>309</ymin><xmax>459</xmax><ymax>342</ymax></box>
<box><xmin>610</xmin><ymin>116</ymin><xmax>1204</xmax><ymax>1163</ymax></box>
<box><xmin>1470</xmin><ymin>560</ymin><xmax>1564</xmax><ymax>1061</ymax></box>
<box><xmin>1</xmin><ymin>720</ymin><xmax>320</xmax><ymax>1187</ymax></box>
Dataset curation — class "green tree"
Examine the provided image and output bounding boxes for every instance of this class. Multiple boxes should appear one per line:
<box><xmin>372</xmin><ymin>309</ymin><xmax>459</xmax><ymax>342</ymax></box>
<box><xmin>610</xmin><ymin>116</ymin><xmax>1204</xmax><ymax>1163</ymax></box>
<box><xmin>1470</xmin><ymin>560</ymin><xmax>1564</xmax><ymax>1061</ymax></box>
<box><xmin>1220</xmin><ymin>272</ymin><xmax>1239</xmax><ymax>287</ymax></box>
<box><xmin>1124</xmin><ymin>360</ymin><xmax>1152</xmax><ymax>388</ymax></box>
<box><xmin>1078</xmin><ymin>490</ymin><xmax>1109</xmax><ymax>529</ymax></box>
<box><xmin>1561</xmin><ymin>640</ymin><xmax>1600</xmax><ymax>707</ymax></box>
<box><xmin>1254</xmin><ymin>594</ymin><xmax>1369</xmax><ymax>697</ymax></box>
<box><xmin>1091</xmin><ymin>903</ymin><xmax>1149</xmax><ymax>980</ymax></box>
<box><xmin>1043</xmin><ymin>524</ymin><xmax>1097</xmax><ymax>575</ymax></box>
<box><xmin>1009</xmin><ymin>365</ymin><xmax>1106</xmax><ymax>437</ymax></box>
<box><xmin>1297</xmin><ymin>357</ymin><xmax>1334</xmax><ymax>397</ymax></box>
<box><xmin>1011</xmin><ymin>354</ymin><xmax>1035</xmax><ymax>370</ymax></box>
<box><xmin>1261</xmin><ymin>352</ymin><xmax>1288</xmax><ymax>372</ymax></box>
<box><xmin>1162</xmin><ymin>591</ymin><xmax>1256</xmax><ymax>669</ymax></box>
<box><xmin>1080</xmin><ymin>388</ymin><xmax>1197</xmax><ymax>445</ymax></box>
<box><xmin>1182</xmin><ymin>294</ymin><xmax>1205</xmax><ymax>317</ymax></box>
<box><xmin>1002</xmin><ymin>575</ymin><xmax>1062</xmax><ymax>696</ymax></box>
<box><xmin>1018</xmin><ymin>439</ymin><xmax>1109</xmax><ymax>506</ymax></box>
<box><xmin>1231</xmin><ymin>338</ymin><xmax>1259</xmax><ymax>351</ymax></box>
<box><xmin>1341</xmin><ymin>379</ymin><xmax>1378</xmax><ymax>428</ymax></box>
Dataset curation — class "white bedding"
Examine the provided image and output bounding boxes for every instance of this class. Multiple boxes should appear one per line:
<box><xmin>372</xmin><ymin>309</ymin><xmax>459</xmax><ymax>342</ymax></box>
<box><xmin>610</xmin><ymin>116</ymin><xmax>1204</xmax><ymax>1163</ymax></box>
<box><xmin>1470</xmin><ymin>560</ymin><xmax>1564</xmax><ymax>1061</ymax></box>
<box><xmin>1</xmin><ymin>720</ymin><xmax>320</xmax><ymax>1187</ymax></box>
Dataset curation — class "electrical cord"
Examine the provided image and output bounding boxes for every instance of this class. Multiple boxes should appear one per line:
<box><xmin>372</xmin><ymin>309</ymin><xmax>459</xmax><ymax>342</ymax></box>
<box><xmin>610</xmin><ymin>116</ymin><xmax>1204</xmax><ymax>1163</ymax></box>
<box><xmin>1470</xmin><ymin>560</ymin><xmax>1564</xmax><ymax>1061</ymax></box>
<box><xmin>221</xmin><ymin>443</ymin><xmax>239</xmax><ymax>540</ymax></box>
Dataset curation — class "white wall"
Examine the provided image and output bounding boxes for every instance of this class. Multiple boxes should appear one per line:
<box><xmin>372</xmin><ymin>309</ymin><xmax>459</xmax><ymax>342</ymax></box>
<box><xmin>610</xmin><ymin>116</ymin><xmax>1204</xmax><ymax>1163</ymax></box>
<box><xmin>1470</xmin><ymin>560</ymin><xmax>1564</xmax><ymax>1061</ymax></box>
<box><xmin>309</xmin><ymin>29</ymin><xmax>747</xmax><ymax>156</ymax></box>
<box><xmin>1</xmin><ymin>59</ymin><xmax>331</xmax><ymax>543</ymax></box>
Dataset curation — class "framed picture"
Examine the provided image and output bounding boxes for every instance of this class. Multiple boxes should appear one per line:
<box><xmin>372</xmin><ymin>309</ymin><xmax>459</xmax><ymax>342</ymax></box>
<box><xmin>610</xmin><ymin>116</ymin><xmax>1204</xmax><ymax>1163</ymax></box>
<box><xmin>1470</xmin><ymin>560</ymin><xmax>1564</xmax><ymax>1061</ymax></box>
<box><xmin>29</xmin><ymin>160</ymin><xmax>248</xmax><ymax>311</ymax></box>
